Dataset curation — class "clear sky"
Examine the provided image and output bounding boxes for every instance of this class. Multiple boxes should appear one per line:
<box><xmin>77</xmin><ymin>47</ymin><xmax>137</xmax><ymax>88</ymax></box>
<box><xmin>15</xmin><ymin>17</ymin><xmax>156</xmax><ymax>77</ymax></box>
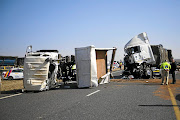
<box><xmin>0</xmin><ymin>0</ymin><xmax>180</xmax><ymax>60</ymax></box>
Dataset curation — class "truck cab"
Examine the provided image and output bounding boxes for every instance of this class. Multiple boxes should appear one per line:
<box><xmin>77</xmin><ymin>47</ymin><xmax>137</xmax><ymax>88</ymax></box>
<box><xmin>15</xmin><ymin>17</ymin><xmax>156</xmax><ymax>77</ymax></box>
<box><xmin>23</xmin><ymin>48</ymin><xmax>59</xmax><ymax>91</ymax></box>
<box><xmin>124</xmin><ymin>32</ymin><xmax>155</xmax><ymax>78</ymax></box>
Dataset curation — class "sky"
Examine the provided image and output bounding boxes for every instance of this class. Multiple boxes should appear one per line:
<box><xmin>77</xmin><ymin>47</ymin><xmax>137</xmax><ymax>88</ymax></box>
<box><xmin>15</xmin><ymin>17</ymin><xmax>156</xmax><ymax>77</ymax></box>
<box><xmin>0</xmin><ymin>0</ymin><xmax>180</xmax><ymax>61</ymax></box>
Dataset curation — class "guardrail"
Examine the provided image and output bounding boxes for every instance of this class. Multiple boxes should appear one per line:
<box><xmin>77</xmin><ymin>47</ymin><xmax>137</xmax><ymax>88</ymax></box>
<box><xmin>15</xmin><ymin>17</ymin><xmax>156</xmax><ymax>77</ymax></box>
<box><xmin>0</xmin><ymin>66</ymin><xmax>23</xmax><ymax>72</ymax></box>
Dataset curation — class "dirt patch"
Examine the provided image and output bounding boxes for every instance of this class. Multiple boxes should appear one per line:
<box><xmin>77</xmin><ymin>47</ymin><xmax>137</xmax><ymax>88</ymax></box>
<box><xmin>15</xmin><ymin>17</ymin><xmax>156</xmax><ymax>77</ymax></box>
<box><xmin>154</xmin><ymin>81</ymin><xmax>180</xmax><ymax>100</ymax></box>
<box><xmin>111</xmin><ymin>78</ymin><xmax>151</xmax><ymax>83</ymax></box>
<box><xmin>111</xmin><ymin>78</ymin><xmax>180</xmax><ymax>100</ymax></box>
<box><xmin>154</xmin><ymin>85</ymin><xmax>171</xmax><ymax>100</ymax></box>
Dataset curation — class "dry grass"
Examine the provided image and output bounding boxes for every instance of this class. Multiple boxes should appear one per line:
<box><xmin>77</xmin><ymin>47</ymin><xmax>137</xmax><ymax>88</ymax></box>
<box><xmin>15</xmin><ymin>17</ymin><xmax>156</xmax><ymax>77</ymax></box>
<box><xmin>0</xmin><ymin>79</ymin><xmax>63</xmax><ymax>92</ymax></box>
<box><xmin>1</xmin><ymin>79</ymin><xmax>24</xmax><ymax>92</ymax></box>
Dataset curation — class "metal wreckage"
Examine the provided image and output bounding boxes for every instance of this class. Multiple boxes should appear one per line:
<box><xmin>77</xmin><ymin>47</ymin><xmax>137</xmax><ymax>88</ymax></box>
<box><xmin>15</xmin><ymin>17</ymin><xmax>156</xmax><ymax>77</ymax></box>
<box><xmin>23</xmin><ymin>32</ymin><xmax>173</xmax><ymax>91</ymax></box>
<box><xmin>23</xmin><ymin>45</ymin><xmax>116</xmax><ymax>91</ymax></box>
<box><xmin>23</xmin><ymin>46</ymin><xmax>77</xmax><ymax>91</ymax></box>
<box><xmin>123</xmin><ymin>32</ymin><xmax>172</xmax><ymax>79</ymax></box>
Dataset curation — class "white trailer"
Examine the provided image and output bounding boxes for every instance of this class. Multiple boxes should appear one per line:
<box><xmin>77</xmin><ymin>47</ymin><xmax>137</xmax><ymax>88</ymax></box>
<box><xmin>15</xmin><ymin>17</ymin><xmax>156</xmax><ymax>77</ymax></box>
<box><xmin>75</xmin><ymin>46</ymin><xmax>117</xmax><ymax>88</ymax></box>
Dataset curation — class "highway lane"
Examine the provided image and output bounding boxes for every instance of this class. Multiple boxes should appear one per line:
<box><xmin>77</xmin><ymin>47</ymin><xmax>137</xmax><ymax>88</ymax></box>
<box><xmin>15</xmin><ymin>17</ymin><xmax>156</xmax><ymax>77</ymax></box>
<box><xmin>0</xmin><ymin>70</ymin><xmax>179</xmax><ymax>120</ymax></box>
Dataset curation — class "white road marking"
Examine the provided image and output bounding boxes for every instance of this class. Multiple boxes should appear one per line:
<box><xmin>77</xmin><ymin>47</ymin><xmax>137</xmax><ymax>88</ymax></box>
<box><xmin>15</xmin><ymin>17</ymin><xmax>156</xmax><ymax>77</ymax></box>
<box><xmin>86</xmin><ymin>90</ymin><xmax>100</xmax><ymax>97</ymax></box>
<box><xmin>0</xmin><ymin>93</ymin><xmax>22</xmax><ymax>100</ymax></box>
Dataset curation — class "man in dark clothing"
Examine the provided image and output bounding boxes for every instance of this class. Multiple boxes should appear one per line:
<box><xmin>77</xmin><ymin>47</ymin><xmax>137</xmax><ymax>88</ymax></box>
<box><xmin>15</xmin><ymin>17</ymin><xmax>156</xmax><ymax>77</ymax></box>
<box><xmin>170</xmin><ymin>58</ymin><xmax>177</xmax><ymax>84</ymax></box>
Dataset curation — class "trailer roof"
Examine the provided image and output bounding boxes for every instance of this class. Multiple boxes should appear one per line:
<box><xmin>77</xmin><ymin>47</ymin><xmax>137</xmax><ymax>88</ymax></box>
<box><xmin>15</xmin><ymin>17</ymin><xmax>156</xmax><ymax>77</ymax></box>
<box><xmin>124</xmin><ymin>32</ymin><xmax>148</xmax><ymax>49</ymax></box>
<box><xmin>95</xmin><ymin>47</ymin><xmax>117</xmax><ymax>51</ymax></box>
<box><xmin>36</xmin><ymin>50</ymin><xmax>58</xmax><ymax>53</ymax></box>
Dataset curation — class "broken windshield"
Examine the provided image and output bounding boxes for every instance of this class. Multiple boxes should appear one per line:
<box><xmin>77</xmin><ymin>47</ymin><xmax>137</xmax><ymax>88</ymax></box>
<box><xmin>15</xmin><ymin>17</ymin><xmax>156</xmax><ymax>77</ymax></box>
<box><xmin>126</xmin><ymin>46</ymin><xmax>141</xmax><ymax>55</ymax></box>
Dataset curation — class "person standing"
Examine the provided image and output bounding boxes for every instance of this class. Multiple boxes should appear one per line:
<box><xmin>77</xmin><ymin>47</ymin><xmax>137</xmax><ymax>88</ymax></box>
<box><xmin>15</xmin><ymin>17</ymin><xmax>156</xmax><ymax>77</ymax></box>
<box><xmin>119</xmin><ymin>62</ymin><xmax>122</xmax><ymax>70</ymax></box>
<box><xmin>160</xmin><ymin>60</ymin><xmax>171</xmax><ymax>85</ymax></box>
<box><xmin>170</xmin><ymin>58</ymin><xmax>177</xmax><ymax>84</ymax></box>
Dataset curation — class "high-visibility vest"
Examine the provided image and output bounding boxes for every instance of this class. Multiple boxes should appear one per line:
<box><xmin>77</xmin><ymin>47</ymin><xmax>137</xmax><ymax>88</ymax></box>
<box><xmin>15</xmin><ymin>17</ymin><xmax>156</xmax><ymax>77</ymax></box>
<box><xmin>160</xmin><ymin>62</ymin><xmax>171</xmax><ymax>71</ymax></box>
<box><xmin>72</xmin><ymin>64</ymin><xmax>76</xmax><ymax>70</ymax></box>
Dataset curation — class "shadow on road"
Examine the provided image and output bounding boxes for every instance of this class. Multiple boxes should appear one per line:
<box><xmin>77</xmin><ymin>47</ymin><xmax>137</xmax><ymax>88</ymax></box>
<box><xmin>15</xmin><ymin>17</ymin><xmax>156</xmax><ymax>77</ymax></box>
<box><xmin>1</xmin><ymin>89</ymin><xmax>22</xmax><ymax>94</ymax></box>
<box><xmin>0</xmin><ymin>82</ymin><xmax>92</xmax><ymax>95</ymax></box>
<box><xmin>142</xmin><ymin>83</ymin><xmax>161</xmax><ymax>86</ymax></box>
<box><xmin>58</xmin><ymin>82</ymin><xmax>94</xmax><ymax>90</ymax></box>
<box><xmin>139</xmin><ymin>104</ymin><xmax>180</xmax><ymax>107</ymax></box>
<box><xmin>112</xmin><ymin>75</ymin><xmax>123</xmax><ymax>79</ymax></box>
<box><xmin>58</xmin><ymin>82</ymin><xmax>78</xmax><ymax>89</ymax></box>
<box><xmin>176</xmin><ymin>94</ymin><xmax>180</xmax><ymax>101</ymax></box>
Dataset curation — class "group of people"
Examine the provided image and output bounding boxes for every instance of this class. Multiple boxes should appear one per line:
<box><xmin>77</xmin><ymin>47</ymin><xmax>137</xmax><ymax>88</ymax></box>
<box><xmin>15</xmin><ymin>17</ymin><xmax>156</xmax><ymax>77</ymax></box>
<box><xmin>160</xmin><ymin>58</ymin><xmax>177</xmax><ymax>85</ymax></box>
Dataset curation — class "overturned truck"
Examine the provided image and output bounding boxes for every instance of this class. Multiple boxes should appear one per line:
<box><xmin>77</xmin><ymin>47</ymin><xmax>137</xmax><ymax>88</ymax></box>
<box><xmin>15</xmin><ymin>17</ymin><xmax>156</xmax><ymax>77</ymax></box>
<box><xmin>23</xmin><ymin>47</ymin><xmax>59</xmax><ymax>91</ymax></box>
<box><xmin>123</xmin><ymin>32</ymin><xmax>172</xmax><ymax>79</ymax></box>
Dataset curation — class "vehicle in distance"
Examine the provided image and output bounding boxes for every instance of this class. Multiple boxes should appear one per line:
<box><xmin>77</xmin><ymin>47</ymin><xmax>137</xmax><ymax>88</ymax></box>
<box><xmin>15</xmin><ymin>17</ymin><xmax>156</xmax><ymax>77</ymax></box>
<box><xmin>107</xmin><ymin>61</ymin><xmax>119</xmax><ymax>70</ymax></box>
<box><xmin>113</xmin><ymin>61</ymin><xmax>119</xmax><ymax>69</ymax></box>
<box><xmin>2</xmin><ymin>68</ymin><xmax>23</xmax><ymax>80</ymax></box>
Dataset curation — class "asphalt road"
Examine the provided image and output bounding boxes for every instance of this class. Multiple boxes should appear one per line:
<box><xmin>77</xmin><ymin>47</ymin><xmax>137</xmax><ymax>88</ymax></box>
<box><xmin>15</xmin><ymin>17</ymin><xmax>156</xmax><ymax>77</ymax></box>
<box><xmin>0</xmin><ymin>70</ymin><xmax>180</xmax><ymax>120</ymax></box>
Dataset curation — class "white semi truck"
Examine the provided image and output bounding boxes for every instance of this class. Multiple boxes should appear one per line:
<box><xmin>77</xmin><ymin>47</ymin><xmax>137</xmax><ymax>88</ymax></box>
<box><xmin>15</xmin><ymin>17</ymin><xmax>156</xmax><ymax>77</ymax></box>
<box><xmin>23</xmin><ymin>46</ymin><xmax>59</xmax><ymax>91</ymax></box>
<box><xmin>123</xmin><ymin>32</ymin><xmax>172</xmax><ymax>78</ymax></box>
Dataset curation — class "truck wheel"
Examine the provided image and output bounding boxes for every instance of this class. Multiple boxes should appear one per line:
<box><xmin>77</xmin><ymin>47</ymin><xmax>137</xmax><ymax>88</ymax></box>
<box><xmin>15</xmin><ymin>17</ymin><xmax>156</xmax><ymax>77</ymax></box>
<box><xmin>138</xmin><ymin>64</ymin><xmax>143</xmax><ymax>78</ymax></box>
<box><xmin>8</xmin><ymin>76</ymin><xmax>13</xmax><ymax>80</ymax></box>
<box><xmin>46</xmin><ymin>85</ymin><xmax>50</xmax><ymax>91</ymax></box>
<box><xmin>146</xmin><ymin>68</ymin><xmax>152</xmax><ymax>79</ymax></box>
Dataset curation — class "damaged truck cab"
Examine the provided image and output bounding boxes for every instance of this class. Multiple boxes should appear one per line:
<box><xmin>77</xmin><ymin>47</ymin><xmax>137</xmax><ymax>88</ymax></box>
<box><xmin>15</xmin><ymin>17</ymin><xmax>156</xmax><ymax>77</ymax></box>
<box><xmin>23</xmin><ymin>48</ymin><xmax>59</xmax><ymax>91</ymax></box>
<box><xmin>124</xmin><ymin>32</ymin><xmax>172</xmax><ymax>79</ymax></box>
<box><xmin>124</xmin><ymin>32</ymin><xmax>155</xmax><ymax>78</ymax></box>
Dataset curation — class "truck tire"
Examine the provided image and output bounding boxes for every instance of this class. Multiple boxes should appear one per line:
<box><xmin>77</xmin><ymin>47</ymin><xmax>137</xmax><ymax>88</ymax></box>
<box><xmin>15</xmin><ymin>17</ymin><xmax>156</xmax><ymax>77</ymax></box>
<box><xmin>139</xmin><ymin>64</ymin><xmax>144</xmax><ymax>78</ymax></box>
<box><xmin>145</xmin><ymin>68</ymin><xmax>152</xmax><ymax>79</ymax></box>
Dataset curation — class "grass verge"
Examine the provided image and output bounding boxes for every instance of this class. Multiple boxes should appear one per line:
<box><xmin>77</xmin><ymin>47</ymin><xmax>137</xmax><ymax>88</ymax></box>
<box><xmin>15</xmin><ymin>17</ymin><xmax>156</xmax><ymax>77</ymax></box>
<box><xmin>1</xmin><ymin>80</ymin><xmax>23</xmax><ymax>92</ymax></box>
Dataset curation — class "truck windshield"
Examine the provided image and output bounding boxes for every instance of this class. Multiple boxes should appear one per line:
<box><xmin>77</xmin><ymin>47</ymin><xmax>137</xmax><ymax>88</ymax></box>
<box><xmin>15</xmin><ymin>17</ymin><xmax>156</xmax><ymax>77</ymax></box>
<box><xmin>126</xmin><ymin>46</ymin><xmax>141</xmax><ymax>55</ymax></box>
